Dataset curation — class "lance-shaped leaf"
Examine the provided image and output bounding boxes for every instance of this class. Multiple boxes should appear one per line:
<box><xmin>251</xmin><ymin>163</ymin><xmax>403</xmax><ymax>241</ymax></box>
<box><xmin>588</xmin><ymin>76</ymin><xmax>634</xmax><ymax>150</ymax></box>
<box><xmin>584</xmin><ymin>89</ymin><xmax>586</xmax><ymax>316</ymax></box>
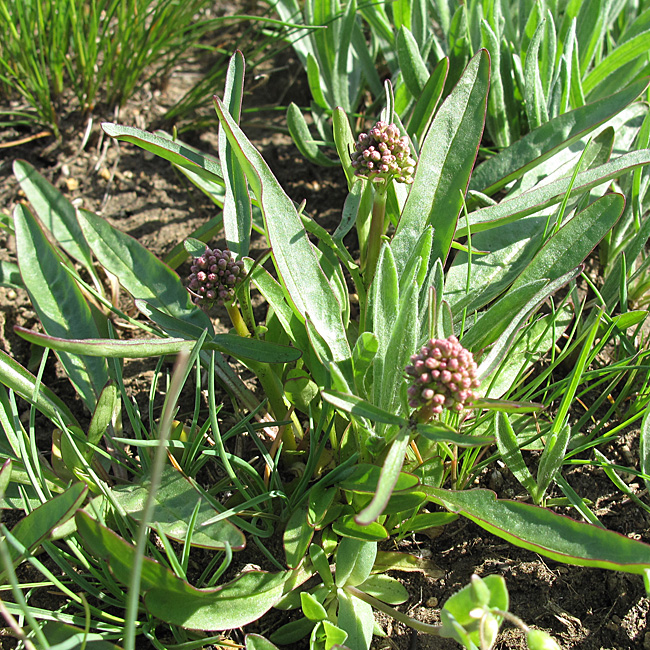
<box><xmin>13</xmin><ymin>204</ymin><xmax>108</xmax><ymax>408</ymax></box>
<box><xmin>2</xmin><ymin>483</ymin><xmax>87</xmax><ymax>572</ymax></box>
<box><xmin>15</xmin><ymin>327</ymin><xmax>301</xmax><ymax>364</ymax></box>
<box><xmin>76</xmin><ymin>511</ymin><xmax>290</xmax><ymax>630</ymax></box>
<box><xmin>469</xmin><ymin>78</ymin><xmax>649</xmax><ymax>195</ymax></box>
<box><xmin>112</xmin><ymin>466</ymin><xmax>244</xmax><ymax>550</ymax></box>
<box><xmin>102</xmin><ymin>123</ymin><xmax>223</xmax><ymax>185</ymax></box>
<box><xmin>510</xmin><ymin>193</ymin><xmax>624</xmax><ymax>293</ymax></box>
<box><xmin>458</xmin><ymin>151</ymin><xmax>650</xmax><ymax>235</ymax></box>
<box><xmin>356</xmin><ymin>427</ymin><xmax>411</xmax><ymax>525</ymax></box>
<box><xmin>322</xmin><ymin>390</ymin><xmax>407</xmax><ymax>426</ymax></box>
<box><xmin>76</xmin><ymin>208</ymin><xmax>211</xmax><ymax>332</ymax></box>
<box><xmin>391</xmin><ymin>49</ymin><xmax>490</xmax><ymax>274</ymax></box>
<box><xmin>424</xmin><ymin>487</ymin><xmax>650</xmax><ymax>574</ymax></box>
<box><xmin>13</xmin><ymin>160</ymin><xmax>94</xmax><ymax>274</ymax></box>
<box><xmin>40</xmin><ymin>622</ymin><xmax>124</xmax><ymax>650</ymax></box>
<box><xmin>0</xmin><ymin>349</ymin><xmax>79</xmax><ymax>427</ymax></box>
<box><xmin>219</xmin><ymin>52</ymin><xmax>253</xmax><ymax>257</ymax></box>
<box><xmin>476</xmin><ymin>268</ymin><xmax>581</xmax><ymax>380</ymax></box>
<box><xmin>214</xmin><ymin>96</ymin><xmax>350</xmax><ymax>362</ymax></box>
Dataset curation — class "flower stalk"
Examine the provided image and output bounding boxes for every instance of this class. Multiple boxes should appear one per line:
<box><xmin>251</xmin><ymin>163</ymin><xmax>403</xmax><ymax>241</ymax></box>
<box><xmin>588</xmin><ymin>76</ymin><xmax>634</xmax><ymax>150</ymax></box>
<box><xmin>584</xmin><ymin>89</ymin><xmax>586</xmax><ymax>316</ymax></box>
<box><xmin>189</xmin><ymin>246</ymin><xmax>299</xmax><ymax>446</ymax></box>
<box><xmin>363</xmin><ymin>184</ymin><xmax>387</xmax><ymax>284</ymax></box>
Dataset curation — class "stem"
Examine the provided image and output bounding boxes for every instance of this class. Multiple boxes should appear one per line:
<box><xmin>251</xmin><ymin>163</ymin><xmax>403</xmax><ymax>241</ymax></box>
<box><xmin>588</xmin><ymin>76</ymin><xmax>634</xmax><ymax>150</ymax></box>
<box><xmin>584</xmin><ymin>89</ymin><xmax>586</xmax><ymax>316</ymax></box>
<box><xmin>225</xmin><ymin>302</ymin><xmax>299</xmax><ymax>448</ymax></box>
<box><xmin>226</xmin><ymin>302</ymin><xmax>251</xmax><ymax>338</ymax></box>
<box><xmin>363</xmin><ymin>184</ymin><xmax>387</xmax><ymax>286</ymax></box>
<box><xmin>123</xmin><ymin>351</ymin><xmax>190</xmax><ymax>650</ymax></box>
<box><xmin>345</xmin><ymin>586</ymin><xmax>443</xmax><ymax>635</ymax></box>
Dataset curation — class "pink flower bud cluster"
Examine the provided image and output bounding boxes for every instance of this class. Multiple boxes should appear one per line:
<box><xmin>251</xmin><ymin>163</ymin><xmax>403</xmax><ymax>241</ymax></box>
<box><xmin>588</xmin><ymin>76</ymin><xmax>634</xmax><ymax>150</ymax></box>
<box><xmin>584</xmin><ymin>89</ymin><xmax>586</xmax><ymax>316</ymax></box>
<box><xmin>405</xmin><ymin>336</ymin><xmax>480</xmax><ymax>418</ymax></box>
<box><xmin>188</xmin><ymin>247</ymin><xmax>245</xmax><ymax>307</ymax></box>
<box><xmin>350</xmin><ymin>121</ymin><xmax>416</xmax><ymax>184</ymax></box>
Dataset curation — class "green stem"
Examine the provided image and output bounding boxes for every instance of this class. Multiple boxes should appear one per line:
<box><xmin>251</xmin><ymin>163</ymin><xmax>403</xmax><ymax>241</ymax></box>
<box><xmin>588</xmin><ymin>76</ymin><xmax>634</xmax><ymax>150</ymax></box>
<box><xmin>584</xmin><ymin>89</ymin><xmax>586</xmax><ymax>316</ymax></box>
<box><xmin>124</xmin><ymin>351</ymin><xmax>190</xmax><ymax>650</ymax></box>
<box><xmin>225</xmin><ymin>302</ymin><xmax>299</xmax><ymax>447</ymax></box>
<box><xmin>226</xmin><ymin>302</ymin><xmax>250</xmax><ymax>338</ymax></box>
<box><xmin>363</xmin><ymin>184</ymin><xmax>387</xmax><ymax>286</ymax></box>
<box><xmin>345</xmin><ymin>585</ymin><xmax>442</xmax><ymax>635</ymax></box>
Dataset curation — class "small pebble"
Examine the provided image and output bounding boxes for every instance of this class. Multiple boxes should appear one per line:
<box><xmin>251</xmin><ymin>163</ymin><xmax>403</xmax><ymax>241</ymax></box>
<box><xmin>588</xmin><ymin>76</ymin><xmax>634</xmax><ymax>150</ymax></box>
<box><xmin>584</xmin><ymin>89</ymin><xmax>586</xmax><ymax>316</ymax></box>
<box><xmin>65</xmin><ymin>177</ymin><xmax>79</xmax><ymax>191</ymax></box>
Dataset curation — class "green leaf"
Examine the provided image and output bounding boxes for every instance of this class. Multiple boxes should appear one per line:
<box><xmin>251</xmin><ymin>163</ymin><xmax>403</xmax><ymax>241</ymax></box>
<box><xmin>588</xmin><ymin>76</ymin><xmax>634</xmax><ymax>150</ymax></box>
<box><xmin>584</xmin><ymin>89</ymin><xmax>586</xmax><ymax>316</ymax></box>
<box><xmin>76</xmin><ymin>511</ymin><xmax>289</xmax><ymax>630</ymax></box>
<box><xmin>4</xmin><ymin>483</ymin><xmax>86</xmax><ymax>569</ymax></box>
<box><xmin>87</xmin><ymin>382</ymin><xmax>118</xmax><ymax>448</ymax></box>
<box><xmin>332</xmin><ymin>515</ymin><xmax>388</xmax><ymax>541</ymax></box>
<box><xmin>472</xmin><ymin>398</ymin><xmax>545</xmax><ymax>413</ymax></box>
<box><xmin>0</xmin><ymin>461</ymin><xmax>10</xmax><ymax>500</ymax></box>
<box><xmin>309</xmin><ymin>544</ymin><xmax>334</xmax><ymax>588</ymax></box>
<box><xmin>13</xmin><ymin>204</ymin><xmax>108</xmax><ymax>408</ymax></box>
<box><xmin>337</xmin><ymin>463</ymin><xmax>419</xmax><ymax>493</ymax></box>
<box><xmin>373</xmin><ymin>550</ymin><xmax>445</xmax><ymax>577</ymax></box>
<box><xmin>534</xmin><ymin>417</ymin><xmax>571</xmax><ymax>503</ymax></box>
<box><xmin>337</xmin><ymin>590</ymin><xmax>374</xmax><ymax>650</ymax></box>
<box><xmin>460</xmin><ymin>280</ymin><xmax>547</xmax><ymax>352</ymax></box>
<box><xmin>397</xmin><ymin>26</ymin><xmax>430</xmax><ymax>97</ymax></box>
<box><xmin>351</xmin><ymin>333</ymin><xmax>378</xmax><ymax>398</ymax></box>
<box><xmin>284</xmin><ymin>505</ymin><xmax>313</xmax><ymax>569</ymax></box>
<box><xmin>112</xmin><ymin>466</ymin><xmax>244</xmax><ymax>550</ymax></box>
<box><xmin>584</xmin><ymin>30</ymin><xmax>650</xmax><ymax>96</ymax></box>
<box><xmin>214</xmin><ymin>97</ymin><xmax>350</xmax><ymax>363</ymax></box>
<box><xmin>220</xmin><ymin>51</ymin><xmax>252</xmax><ymax>257</ymax></box>
<box><xmin>270</xmin><ymin>617</ymin><xmax>316</xmax><ymax>644</ymax></box>
<box><xmin>416</xmin><ymin>423</ymin><xmax>494</xmax><ymax>447</ymax></box>
<box><xmin>301</xmin><ymin>592</ymin><xmax>328</xmax><ymax>621</ymax></box>
<box><xmin>76</xmin><ymin>208</ymin><xmax>211</xmax><ymax>331</ymax></box>
<box><xmin>0</xmin><ymin>349</ymin><xmax>79</xmax><ymax>428</ymax></box>
<box><xmin>392</xmin><ymin>49</ymin><xmax>490</xmax><ymax>273</ymax></box>
<box><xmin>511</xmin><ymin>193</ymin><xmax>625</xmax><ymax>293</ymax></box>
<box><xmin>408</xmin><ymin>57</ymin><xmax>449</xmax><ymax>143</ymax></box>
<box><xmin>287</xmin><ymin>103</ymin><xmax>338</xmax><ymax>166</ymax></box>
<box><xmin>321</xmin><ymin>390</ymin><xmax>407</xmax><ymax>427</ymax></box>
<box><xmin>357</xmin><ymin>574</ymin><xmax>408</xmax><ymax>604</ymax></box>
<box><xmin>425</xmin><ymin>487</ymin><xmax>650</xmax><ymax>574</ymax></box>
<box><xmin>40</xmin><ymin>622</ymin><xmax>124</xmax><ymax>650</ymax></box>
<box><xmin>441</xmin><ymin>575</ymin><xmax>507</xmax><ymax>645</ymax></box>
<box><xmin>102</xmin><ymin>123</ymin><xmax>223</xmax><ymax>185</ymax></box>
<box><xmin>333</xmin><ymin>108</ymin><xmax>356</xmax><ymax>187</ymax></box>
<box><xmin>460</xmin><ymin>153</ymin><xmax>649</xmax><ymax>235</ymax></box>
<box><xmin>0</xmin><ymin>260</ymin><xmax>22</xmax><ymax>290</ymax></box>
<box><xmin>495</xmin><ymin>413</ymin><xmax>537</xmax><ymax>496</ymax></box>
<box><xmin>376</xmin><ymin>279</ymin><xmax>419</xmax><ymax>433</ymax></box>
<box><xmin>322</xmin><ymin>620</ymin><xmax>349</xmax><ymax>648</ymax></box>
<box><xmin>469</xmin><ymin>78</ymin><xmax>649</xmax><ymax>195</ymax></box>
<box><xmin>13</xmin><ymin>160</ymin><xmax>94</xmax><ymax>273</ymax></box>
<box><xmin>640</xmin><ymin>407</ymin><xmax>650</xmax><ymax>494</ymax></box>
<box><xmin>356</xmin><ymin>427</ymin><xmax>411</xmax><ymax>525</ymax></box>
<box><xmin>308</xmin><ymin>484</ymin><xmax>338</xmax><ymax>529</ymax></box>
<box><xmin>474</xmin><ymin>269</ymin><xmax>581</xmax><ymax>379</ymax></box>
<box><xmin>336</xmin><ymin>538</ymin><xmax>377</xmax><ymax>588</ymax></box>
<box><xmin>524</xmin><ymin>19</ymin><xmax>549</xmax><ymax>130</ymax></box>
<box><xmin>245</xmin><ymin>634</ymin><xmax>281</xmax><ymax>650</ymax></box>
<box><xmin>15</xmin><ymin>327</ymin><xmax>302</xmax><ymax>364</ymax></box>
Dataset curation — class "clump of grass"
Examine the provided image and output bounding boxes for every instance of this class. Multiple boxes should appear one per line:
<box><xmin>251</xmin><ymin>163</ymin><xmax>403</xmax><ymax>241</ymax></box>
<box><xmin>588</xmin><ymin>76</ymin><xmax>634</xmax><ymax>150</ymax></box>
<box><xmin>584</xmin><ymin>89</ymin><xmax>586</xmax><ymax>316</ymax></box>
<box><xmin>0</xmin><ymin>0</ymin><xmax>274</xmax><ymax>138</ymax></box>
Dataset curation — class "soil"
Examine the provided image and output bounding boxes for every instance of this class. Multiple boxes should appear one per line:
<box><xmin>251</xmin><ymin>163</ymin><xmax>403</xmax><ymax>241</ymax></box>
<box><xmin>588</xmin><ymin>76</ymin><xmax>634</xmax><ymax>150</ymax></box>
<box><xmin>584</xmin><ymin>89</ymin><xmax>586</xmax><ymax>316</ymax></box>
<box><xmin>1</xmin><ymin>22</ymin><xmax>650</xmax><ymax>650</ymax></box>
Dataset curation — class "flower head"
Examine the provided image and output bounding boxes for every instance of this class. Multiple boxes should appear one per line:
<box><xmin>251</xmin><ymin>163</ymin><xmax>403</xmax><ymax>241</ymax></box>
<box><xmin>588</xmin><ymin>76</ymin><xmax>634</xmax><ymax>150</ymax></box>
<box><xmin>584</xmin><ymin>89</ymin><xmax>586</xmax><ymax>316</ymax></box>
<box><xmin>405</xmin><ymin>335</ymin><xmax>480</xmax><ymax>420</ymax></box>
<box><xmin>350</xmin><ymin>121</ymin><xmax>416</xmax><ymax>184</ymax></box>
<box><xmin>188</xmin><ymin>247</ymin><xmax>245</xmax><ymax>307</ymax></box>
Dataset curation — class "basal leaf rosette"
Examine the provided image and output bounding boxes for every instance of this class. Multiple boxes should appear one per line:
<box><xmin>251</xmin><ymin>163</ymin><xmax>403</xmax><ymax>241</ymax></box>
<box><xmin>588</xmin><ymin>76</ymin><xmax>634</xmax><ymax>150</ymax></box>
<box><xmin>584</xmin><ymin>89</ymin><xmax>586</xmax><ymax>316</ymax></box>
<box><xmin>406</xmin><ymin>336</ymin><xmax>480</xmax><ymax>421</ymax></box>
<box><xmin>188</xmin><ymin>246</ymin><xmax>245</xmax><ymax>307</ymax></box>
<box><xmin>351</xmin><ymin>121</ymin><xmax>416</xmax><ymax>184</ymax></box>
